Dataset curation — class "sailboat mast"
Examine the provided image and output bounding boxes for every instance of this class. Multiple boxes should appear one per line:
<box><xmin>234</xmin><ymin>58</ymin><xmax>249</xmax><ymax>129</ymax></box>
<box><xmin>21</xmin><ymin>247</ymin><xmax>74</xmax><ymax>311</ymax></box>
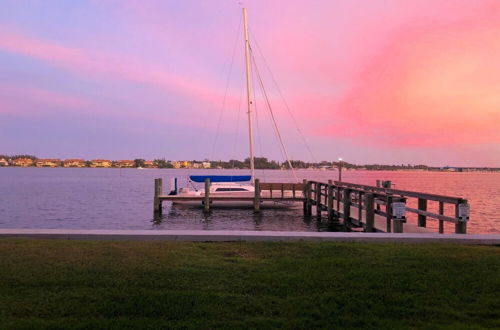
<box><xmin>243</xmin><ymin>7</ymin><xmax>255</xmax><ymax>184</ymax></box>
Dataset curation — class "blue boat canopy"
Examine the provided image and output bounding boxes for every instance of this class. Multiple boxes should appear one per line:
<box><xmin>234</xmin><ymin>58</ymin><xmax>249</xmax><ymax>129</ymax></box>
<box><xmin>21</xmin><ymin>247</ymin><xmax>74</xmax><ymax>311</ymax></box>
<box><xmin>189</xmin><ymin>175</ymin><xmax>251</xmax><ymax>183</ymax></box>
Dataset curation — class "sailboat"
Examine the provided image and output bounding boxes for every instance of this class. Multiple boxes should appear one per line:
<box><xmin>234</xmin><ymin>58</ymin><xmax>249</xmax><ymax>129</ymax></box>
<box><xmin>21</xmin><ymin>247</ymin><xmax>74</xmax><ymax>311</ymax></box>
<box><xmin>170</xmin><ymin>8</ymin><xmax>300</xmax><ymax>209</ymax></box>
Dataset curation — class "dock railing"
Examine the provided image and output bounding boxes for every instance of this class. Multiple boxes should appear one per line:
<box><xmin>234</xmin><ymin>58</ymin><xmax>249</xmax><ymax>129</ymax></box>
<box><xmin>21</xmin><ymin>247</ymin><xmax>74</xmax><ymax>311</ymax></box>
<box><xmin>307</xmin><ymin>180</ymin><xmax>469</xmax><ymax>234</ymax></box>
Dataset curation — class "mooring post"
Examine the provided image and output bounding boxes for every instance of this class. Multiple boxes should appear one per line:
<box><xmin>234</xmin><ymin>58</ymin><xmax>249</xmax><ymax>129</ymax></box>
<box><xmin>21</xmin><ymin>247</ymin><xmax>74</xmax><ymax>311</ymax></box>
<box><xmin>439</xmin><ymin>201</ymin><xmax>444</xmax><ymax>234</ymax></box>
<box><xmin>254</xmin><ymin>178</ymin><xmax>261</xmax><ymax>212</ymax></box>
<box><xmin>153</xmin><ymin>178</ymin><xmax>163</xmax><ymax>216</ymax></box>
<box><xmin>316</xmin><ymin>182</ymin><xmax>322</xmax><ymax>218</ymax></box>
<box><xmin>306</xmin><ymin>181</ymin><xmax>312</xmax><ymax>216</ymax></box>
<box><xmin>342</xmin><ymin>188</ymin><xmax>351</xmax><ymax>224</ymax></box>
<box><xmin>392</xmin><ymin>197</ymin><xmax>406</xmax><ymax>233</ymax></box>
<box><xmin>204</xmin><ymin>178</ymin><xmax>210</xmax><ymax>213</ymax></box>
<box><xmin>302</xmin><ymin>179</ymin><xmax>308</xmax><ymax>215</ymax></box>
<box><xmin>358</xmin><ymin>191</ymin><xmax>363</xmax><ymax>224</ymax></box>
<box><xmin>365</xmin><ymin>193</ymin><xmax>374</xmax><ymax>232</ymax></box>
<box><xmin>386</xmin><ymin>196</ymin><xmax>392</xmax><ymax>233</ymax></box>
<box><xmin>327</xmin><ymin>180</ymin><xmax>333</xmax><ymax>221</ymax></box>
<box><xmin>455</xmin><ymin>200</ymin><xmax>468</xmax><ymax>234</ymax></box>
<box><xmin>418</xmin><ymin>198</ymin><xmax>427</xmax><ymax>227</ymax></box>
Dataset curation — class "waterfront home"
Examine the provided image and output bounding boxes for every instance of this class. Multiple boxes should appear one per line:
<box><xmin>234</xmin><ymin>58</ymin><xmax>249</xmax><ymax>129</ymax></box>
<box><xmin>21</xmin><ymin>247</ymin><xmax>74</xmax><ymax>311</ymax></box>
<box><xmin>90</xmin><ymin>159</ymin><xmax>112</xmax><ymax>168</ymax></box>
<box><xmin>172</xmin><ymin>161</ymin><xmax>191</xmax><ymax>169</ymax></box>
<box><xmin>12</xmin><ymin>158</ymin><xmax>34</xmax><ymax>167</ymax></box>
<box><xmin>143</xmin><ymin>161</ymin><xmax>155</xmax><ymax>168</ymax></box>
<box><xmin>0</xmin><ymin>158</ymin><xmax>9</xmax><ymax>166</ymax></box>
<box><xmin>202</xmin><ymin>162</ymin><xmax>211</xmax><ymax>169</ymax></box>
<box><xmin>63</xmin><ymin>159</ymin><xmax>86</xmax><ymax>167</ymax></box>
<box><xmin>116</xmin><ymin>160</ymin><xmax>134</xmax><ymax>168</ymax></box>
<box><xmin>36</xmin><ymin>159</ymin><xmax>61</xmax><ymax>167</ymax></box>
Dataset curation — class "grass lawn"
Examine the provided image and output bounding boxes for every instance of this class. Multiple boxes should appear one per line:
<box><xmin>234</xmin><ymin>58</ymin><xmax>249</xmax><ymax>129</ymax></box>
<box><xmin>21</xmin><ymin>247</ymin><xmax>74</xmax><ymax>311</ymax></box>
<box><xmin>0</xmin><ymin>239</ymin><xmax>498</xmax><ymax>329</ymax></box>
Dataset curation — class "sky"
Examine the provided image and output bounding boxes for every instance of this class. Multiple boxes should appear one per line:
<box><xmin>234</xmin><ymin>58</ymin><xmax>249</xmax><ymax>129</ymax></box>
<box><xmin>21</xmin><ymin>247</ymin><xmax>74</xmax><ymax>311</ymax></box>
<box><xmin>0</xmin><ymin>0</ymin><xmax>499</xmax><ymax>166</ymax></box>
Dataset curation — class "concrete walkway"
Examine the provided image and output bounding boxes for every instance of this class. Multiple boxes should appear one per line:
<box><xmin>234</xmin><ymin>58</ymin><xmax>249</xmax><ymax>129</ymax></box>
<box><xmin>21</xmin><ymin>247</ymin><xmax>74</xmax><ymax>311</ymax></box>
<box><xmin>0</xmin><ymin>229</ymin><xmax>498</xmax><ymax>245</ymax></box>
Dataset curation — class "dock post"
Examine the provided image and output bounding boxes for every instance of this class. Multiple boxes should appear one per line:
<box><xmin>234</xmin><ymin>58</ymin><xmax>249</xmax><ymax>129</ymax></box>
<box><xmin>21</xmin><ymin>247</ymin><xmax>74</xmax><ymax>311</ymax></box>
<box><xmin>357</xmin><ymin>191</ymin><xmax>363</xmax><ymax>224</ymax></box>
<box><xmin>305</xmin><ymin>181</ymin><xmax>312</xmax><ymax>216</ymax></box>
<box><xmin>417</xmin><ymin>198</ymin><xmax>427</xmax><ymax>227</ymax></box>
<box><xmin>386</xmin><ymin>196</ymin><xmax>392</xmax><ymax>233</ymax></box>
<box><xmin>365</xmin><ymin>193</ymin><xmax>374</xmax><ymax>232</ymax></box>
<box><xmin>342</xmin><ymin>188</ymin><xmax>351</xmax><ymax>224</ymax></box>
<box><xmin>455</xmin><ymin>200</ymin><xmax>468</xmax><ymax>234</ymax></box>
<box><xmin>439</xmin><ymin>202</ymin><xmax>444</xmax><ymax>234</ymax></box>
<box><xmin>254</xmin><ymin>178</ymin><xmax>261</xmax><ymax>212</ymax></box>
<box><xmin>302</xmin><ymin>179</ymin><xmax>307</xmax><ymax>215</ymax></box>
<box><xmin>153</xmin><ymin>178</ymin><xmax>163</xmax><ymax>216</ymax></box>
<box><xmin>392</xmin><ymin>198</ymin><xmax>406</xmax><ymax>233</ymax></box>
<box><xmin>327</xmin><ymin>180</ymin><xmax>333</xmax><ymax>221</ymax></box>
<box><xmin>204</xmin><ymin>178</ymin><xmax>210</xmax><ymax>213</ymax></box>
<box><xmin>316</xmin><ymin>182</ymin><xmax>322</xmax><ymax>218</ymax></box>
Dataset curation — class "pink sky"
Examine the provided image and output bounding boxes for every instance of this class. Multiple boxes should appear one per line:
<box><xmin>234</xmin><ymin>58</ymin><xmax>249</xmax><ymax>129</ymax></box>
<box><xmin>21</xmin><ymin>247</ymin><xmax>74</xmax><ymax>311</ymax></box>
<box><xmin>0</xmin><ymin>0</ymin><xmax>499</xmax><ymax>166</ymax></box>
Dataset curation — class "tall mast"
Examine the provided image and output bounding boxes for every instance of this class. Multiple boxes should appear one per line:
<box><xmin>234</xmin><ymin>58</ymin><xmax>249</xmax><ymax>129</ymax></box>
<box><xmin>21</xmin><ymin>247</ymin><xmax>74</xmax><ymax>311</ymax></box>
<box><xmin>243</xmin><ymin>7</ymin><xmax>255</xmax><ymax>184</ymax></box>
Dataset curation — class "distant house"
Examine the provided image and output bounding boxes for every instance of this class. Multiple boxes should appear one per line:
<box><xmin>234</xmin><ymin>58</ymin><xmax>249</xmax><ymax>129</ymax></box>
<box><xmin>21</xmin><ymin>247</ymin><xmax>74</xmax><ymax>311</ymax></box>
<box><xmin>202</xmin><ymin>162</ymin><xmax>211</xmax><ymax>169</ymax></box>
<box><xmin>192</xmin><ymin>162</ymin><xmax>202</xmax><ymax>169</ymax></box>
<box><xmin>0</xmin><ymin>158</ymin><xmax>9</xmax><ymax>166</ymax></box>
<box><xmin>90</xmin><ymin>159</ymin><xmax>112</xmax><ymax>168</ymax></box>
<box><xmin>172</xmin><ymin>161</ymin><xmax>181</xmax><ymax>169</ymax></box>
<box><xmin>36</xmin><ymin>159</ymin><xmax>61</xmax><ymax>167</ymax></box>
<box><xmin>116</xmin><ymin>160</ymin><xmax>134</xmax><ymax>168</ymax></box>
<box><xmin>12</xmin><ymin>158</ymin><xmax>34</xmax><ymax>167</ymax></box>
<box><xmin>63</xmin><ymin>159</ymin><xmax>86</xmax><ymax>167</ymax></box>
<box><xmin>143</xmin><ymin>161</ymin><xmax>155</xmax><ymax>168</ymax></box>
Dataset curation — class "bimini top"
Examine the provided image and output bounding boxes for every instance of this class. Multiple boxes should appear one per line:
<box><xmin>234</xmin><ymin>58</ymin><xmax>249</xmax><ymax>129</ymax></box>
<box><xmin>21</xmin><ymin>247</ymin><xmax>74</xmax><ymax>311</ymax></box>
<box><xmin>189</xmin><ymin>175</ymin><xmax>251</xmax><ymax>183</ymax></box>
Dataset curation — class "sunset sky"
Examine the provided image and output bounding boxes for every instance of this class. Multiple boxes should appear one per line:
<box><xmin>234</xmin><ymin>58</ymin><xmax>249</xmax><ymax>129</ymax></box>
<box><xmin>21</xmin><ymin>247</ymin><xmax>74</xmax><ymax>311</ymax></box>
<box><xmin>1</xmin><ymin>0</ymin><xmax>499</xmax><ymax>166</ymax></box>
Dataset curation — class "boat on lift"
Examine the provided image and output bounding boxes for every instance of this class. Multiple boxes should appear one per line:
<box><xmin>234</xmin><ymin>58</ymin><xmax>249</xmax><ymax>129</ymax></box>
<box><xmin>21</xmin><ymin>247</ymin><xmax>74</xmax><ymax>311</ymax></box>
<box><xmin>170</xmin><ymin>8</ymin><xmax>300</xmax><ymax>209</ymax></box>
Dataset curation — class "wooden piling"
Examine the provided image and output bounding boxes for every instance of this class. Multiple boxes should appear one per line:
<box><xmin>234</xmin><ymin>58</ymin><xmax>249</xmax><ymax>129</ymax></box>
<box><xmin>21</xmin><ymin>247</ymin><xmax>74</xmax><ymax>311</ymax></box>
<box><xmin>327</xmin><ymin>180</ymin><xmax>333</xmax><ymax>221</ymax></box>
<box><xmin>204</xmin><ymin>178</ymin><xmax>210</xmax><ymax>213</ymax></box>
<box><xmin>365</xmin><ymin>193</ymin><xmax>374</xmax><ymax>232</ymax></box>
<box><xmin>417</xmin><ymin>198</ymin><xmax>427</xmax><ymax>227</ymax></box>
<box><xmin>439</xmin><ymin>201</ymin><xmax>444</xmax><ymax>234</ymax></box>
<box><xmin>153</xmin><ymin>178</ymin><xmax>163</xmax><ymax>215</ymax></box>
<box><xmin>342</xmin><ymin>188</ymin><xmax>351</xmax><ymax>224</ymax></box>
<box><xmin>455</xmin><ymin>200</ymin><xmax>468</xmax><ymax>234</ymax></box>
<box><xmin>254</xmin><ymin>178</ymin><xmax>261</xmax><ymax>212</ymax></box>
<box><xmin>358</xmin><ymin>191</ymin><xmax>363</xmax><ymax>224</ymax></box>
<box><xmin>316</xmin><ymin>182</ymin><xmax>322</xmax><ymax>218</ymax></box>
<box><xmin>386</xmin><ymin>196</ymin><xmax>392</xmax><ymax>233</ymax></box>
<box><xmin>304</xmin><ymin>180</ymin><xmax>312</xmax><ymax>216</ymax></box>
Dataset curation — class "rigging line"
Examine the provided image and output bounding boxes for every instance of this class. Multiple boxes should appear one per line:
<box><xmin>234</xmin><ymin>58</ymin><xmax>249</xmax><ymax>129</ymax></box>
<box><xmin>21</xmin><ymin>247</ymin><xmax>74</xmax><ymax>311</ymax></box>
<box><xmin>250</xmin><ymin>47</ymin><xmax>298</xmax><ymax>182</ymax></box>
<box><xmin>249</xmin><ymin>30</ymin><xmax>318</xmax><ymax>164</ymax></box>
<box><xmin>251</xmin><ymin>56</ymin><xmax>266</xmax><ymax>182</ymax></box>
<box><xmin>211</xmin><ymin>12</ymin><xmax>243</xmax><ymax>159</ymax></box>
<box><xmin>230</xmin><ymin>83</ymin><xmax>244</xmax><ymax>169</ymax></box>
<box><xmin>252</xmin><ymin>49</ymin><xmax>287</xmax><ymax>171</ymax></box>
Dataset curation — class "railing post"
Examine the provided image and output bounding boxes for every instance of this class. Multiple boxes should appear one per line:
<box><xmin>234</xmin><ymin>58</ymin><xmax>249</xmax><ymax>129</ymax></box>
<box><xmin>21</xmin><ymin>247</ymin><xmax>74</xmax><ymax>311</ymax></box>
<box><xmin>204</xmin><ymin>178</ymin><xmax>211</xmax><ymax>213</ymax></box>
<box><xmin>302</xmin><ymin>179</ymin><xmax>307</xmax><ymax>215</ymax></box>
<box><xmin>304</xmin><ymin>181</ymin><xmax>312</xmax><ymax>216</ymax></box>
<box><xmin>418</xmin><ymin>198</ymin><xmax>427</xmax><ymax>227</ymax></box>
<box><xmin>386</xmin><ymin>196</ymin><xmax>392</xmax><ymax>233</ymax></box>
<box><xmin>455</xmin><ymin>200</ymin><xmax>469</xmax><ymax>234</ymax></box>
<box><xmin>316</xmin><ymin>182</ymin><xmax>322</xmax><ymax>218</ymax></box>
<box><xmin>327</xmin><ymin>180</ymin><xmax>333</xmax><ymax>221</ymax></box>
<box><xmin>365</xmin><ymin>193</ymin><xmax>374</xmax><ymax>232</ymax></box>
<box><xmin>439</xmin><ymin>202</ymin><xmax>444</xmax><ymax>234</ymax></box>
<box><xmin>358</xmin><ymin>191</ymin><xmax>363</xmax><ymax>224</ymax></box>
<box><xmin>392</xmin><ymin>198</ymin><xmax>406</xmax><ymax>233</ymax></box>
<box><xmin>342</xmin><ymin>188</ymin><xmax>351</xmax><ymax>224</ymax></box>
<box><xmin>153</xmin><ymin>178</ymin><xmax>163</xmax><ymax>216</ymax></box>
<box><xmin>254</xmin><ymin>178</ymin><xmax>261</xmax><ymax>212</ymax></box>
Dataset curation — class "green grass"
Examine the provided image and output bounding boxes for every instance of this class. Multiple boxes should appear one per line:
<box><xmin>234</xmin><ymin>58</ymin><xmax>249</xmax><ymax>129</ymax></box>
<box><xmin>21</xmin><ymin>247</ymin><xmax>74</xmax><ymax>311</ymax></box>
<box><xmin>0</xmin><ymin>239</ymin><xmax>498</xmax><ymax>329</ymax></box>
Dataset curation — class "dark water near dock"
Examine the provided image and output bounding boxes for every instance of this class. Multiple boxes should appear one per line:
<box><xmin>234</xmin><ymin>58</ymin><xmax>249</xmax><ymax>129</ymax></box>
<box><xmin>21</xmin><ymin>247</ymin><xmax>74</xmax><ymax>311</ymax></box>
<box><xmin>0</xmin><ymin>168</ymin><xmax>498</xmax><ymax>233</ymax></box>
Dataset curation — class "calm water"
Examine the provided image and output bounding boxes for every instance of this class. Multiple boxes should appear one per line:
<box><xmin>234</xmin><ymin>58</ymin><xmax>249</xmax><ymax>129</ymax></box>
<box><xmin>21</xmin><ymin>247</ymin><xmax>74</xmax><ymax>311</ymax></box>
<box><xmin>0</xmin><ymin>167</ymin><xmax>498</xmax><ymax>234</ymax></box>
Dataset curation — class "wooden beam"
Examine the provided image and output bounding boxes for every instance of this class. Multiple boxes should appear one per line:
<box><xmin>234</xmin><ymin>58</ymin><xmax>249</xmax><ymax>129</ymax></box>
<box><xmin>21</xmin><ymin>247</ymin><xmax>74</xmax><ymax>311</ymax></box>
<box><xmin>418</xmin><ymin>198</ymin><xmax>427</xmax><ymax>227</ymax></box>
<box><xmin>254</xmin><ymin>178</ymin><xmax>260</xmax><ymax>212</ymax></box>
<box><xmin>365</xmin><ymin>193</ymin><xmax>374</xmax><ymax>232</ymax></box>
<box><xmin>204</xmin><ymin>178</ymin><xmax>210</xmax><ymax>213</ymax></box>
<box><xmin>439</xmin><ymin>202</ymin><xmax>444</xmax><ymax>234</ymax></box>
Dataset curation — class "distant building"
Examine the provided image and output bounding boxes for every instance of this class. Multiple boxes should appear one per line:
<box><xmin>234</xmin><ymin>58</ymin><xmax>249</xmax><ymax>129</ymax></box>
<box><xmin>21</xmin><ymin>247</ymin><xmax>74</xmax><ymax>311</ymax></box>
<box><xmin>36</xmin><ymin>159</ymin><xmax>61</xmax><ymax>167</ymax></box>
<box><xmin>12</xmin><ymin>158</ymin><xmax>34</xmax><ymax>167</ymax></box>
<box><xmin>202</xmin><ymin>162</ymin><xmax>211</xmax><ymax>169</ymax></box>
<box><xmin>63</xmin><ymin>159</ymin><xmax>86</xmax><ymax>167</ymax></box>
<box><xmin>192</xmin><ymin>162</ymin><xmax>202</xmax><ymax>169</ymax></box>
<box><xmin>143</xmin><ymin>161</ymin><xmax>155</xmax><ymax>168</ymax></box>
<box><xmin>116</xmin><ymin>160</ymin><xmax>134</xmax><ymax>168</ymax></box>
<box><xmin>172</xmin><ymin>161</ymin><xmax>191</xmax><ymax>169</ymax></box>
<box><xmin>0</xmin><ymin>158</ymin><xmax>9</xmax><ymax>166</ymax></box>
<box><xmin>90</xmin><ymin>159</ymin><xmax>112</xmax><ymax>168</ymax></box>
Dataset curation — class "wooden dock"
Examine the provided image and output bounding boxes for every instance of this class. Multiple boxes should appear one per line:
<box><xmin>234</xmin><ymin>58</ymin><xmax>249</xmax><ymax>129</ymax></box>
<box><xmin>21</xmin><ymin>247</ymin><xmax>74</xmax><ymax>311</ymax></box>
<box><xmin>153</xmin><ymin>178</ymin><xmax>470</xmax><ymax>234</ymax></box>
